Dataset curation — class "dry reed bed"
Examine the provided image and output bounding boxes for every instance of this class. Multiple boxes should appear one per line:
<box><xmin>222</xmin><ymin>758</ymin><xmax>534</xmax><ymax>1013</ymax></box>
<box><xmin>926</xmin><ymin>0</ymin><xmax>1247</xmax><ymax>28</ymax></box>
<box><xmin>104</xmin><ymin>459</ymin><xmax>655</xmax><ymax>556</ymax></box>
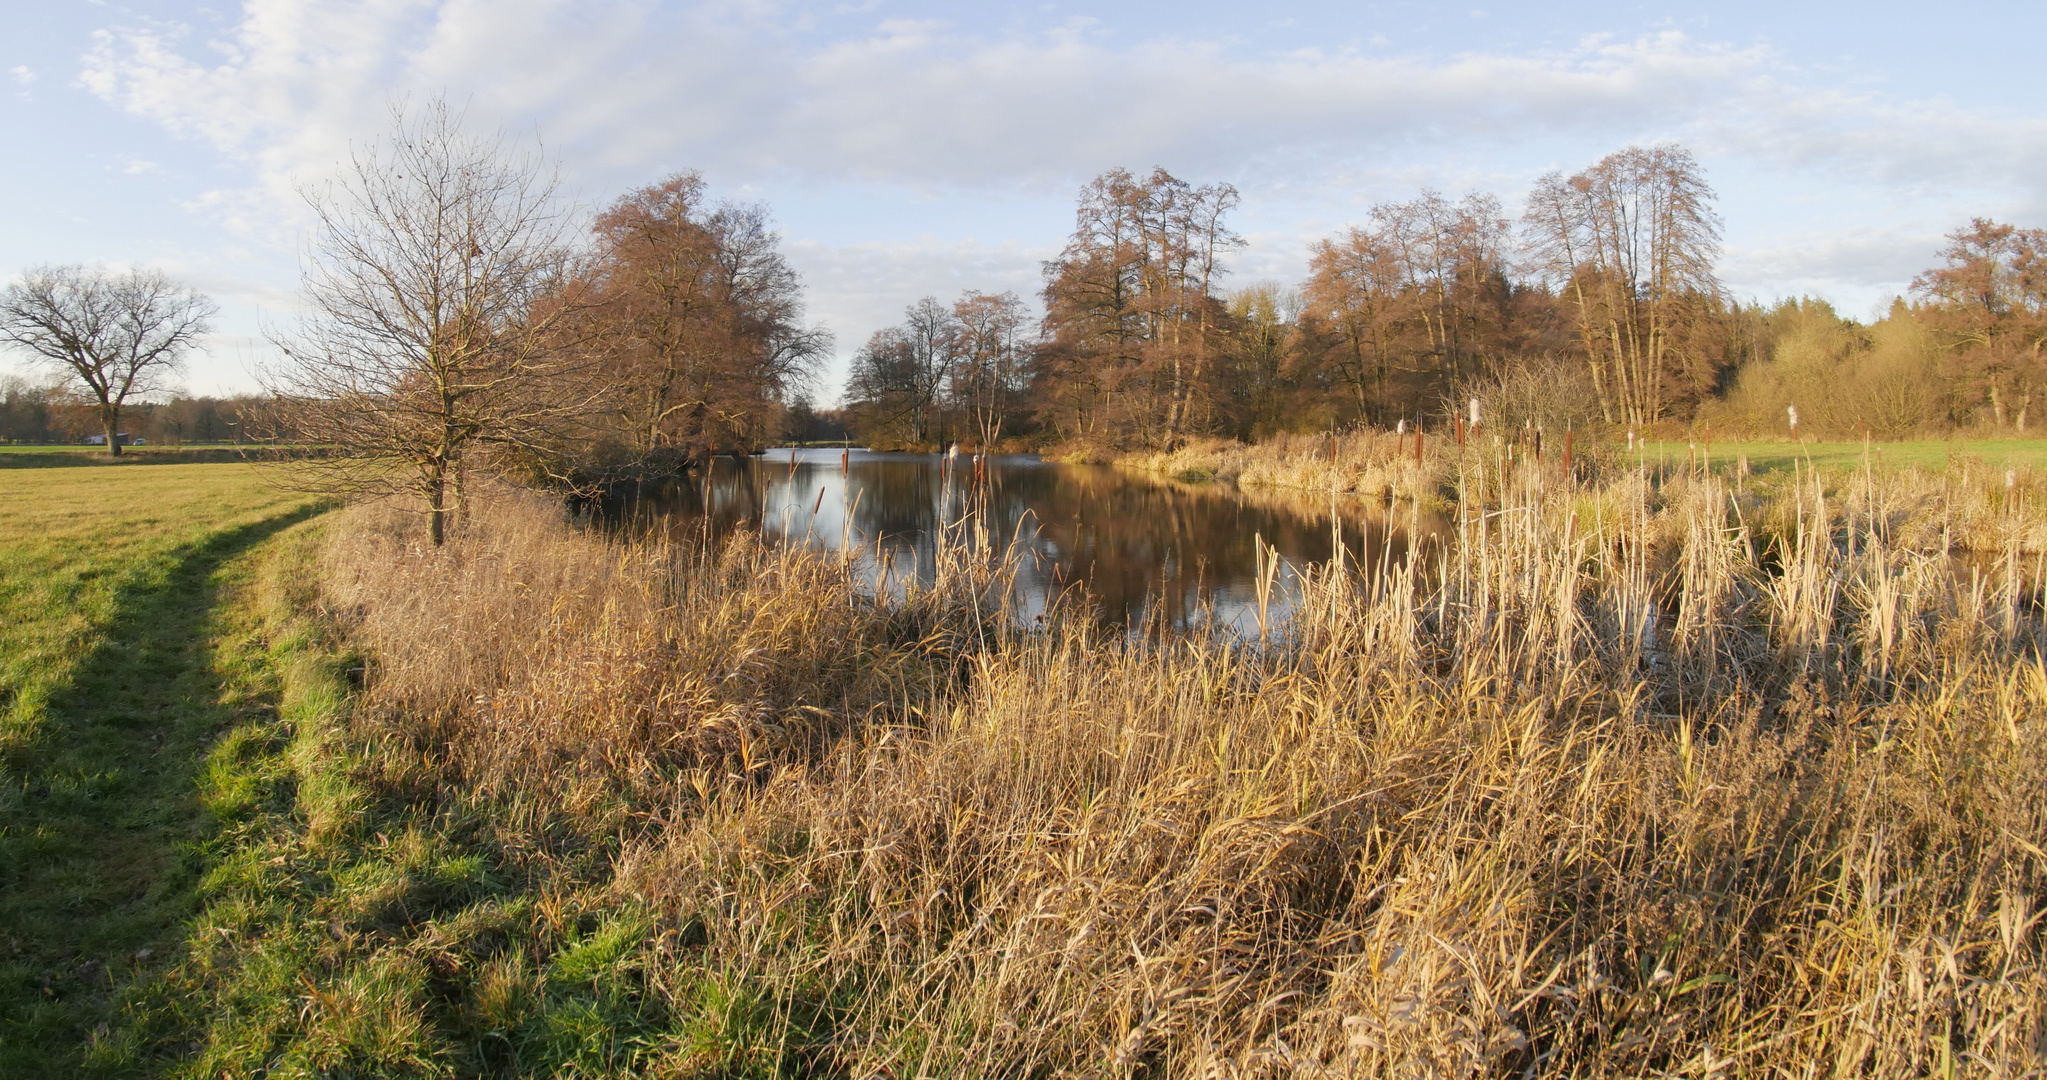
<box><xmin>321</xmin><ymin>496</ymin><xmax>998</xmax><ymax>801</ymax></box>
<box><xmin>1122</xmin><ymin>433</ymin><xmax>1446</xmax><ymax>505</ymax></box>
<box><xmin>1124</xmin><ymin>432</ymin><xmax>2047</xmax><ymax>556</ymax></box>
<box><xmin>318</xmin><ymin>469</ymin><xmax>2047</xmax><ymax>1077</ymax></box>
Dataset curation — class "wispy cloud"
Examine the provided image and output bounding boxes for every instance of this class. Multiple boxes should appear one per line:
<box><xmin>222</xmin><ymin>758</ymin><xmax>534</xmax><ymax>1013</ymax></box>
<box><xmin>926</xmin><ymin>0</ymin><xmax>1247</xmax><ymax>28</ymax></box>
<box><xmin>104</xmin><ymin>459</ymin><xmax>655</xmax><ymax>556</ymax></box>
<box><xmin>1720</xmin><ymin>227</ymin><xmax>1938</xmax><ymax>309</ymax></box>
<box><xmin>71</xmin><ymin>0</ymin><xmax>2047</xmax><ymax>369</ymax></box>
<box><xmin>80</xmin><ymin>3</ymin><xmax>2047</xmax><ymax>213</ymax></box>
<box><xmin>77</xmin><ymin>4</ymin><xmax>1779</xmax><ymax>193</ymax></box>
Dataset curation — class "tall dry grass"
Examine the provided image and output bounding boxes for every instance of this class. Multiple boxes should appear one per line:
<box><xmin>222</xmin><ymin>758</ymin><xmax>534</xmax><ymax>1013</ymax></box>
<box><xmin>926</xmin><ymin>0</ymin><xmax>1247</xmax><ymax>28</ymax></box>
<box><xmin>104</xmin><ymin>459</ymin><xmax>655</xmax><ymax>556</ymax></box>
<box><xmin>1122</xmin><ymin>432</ymin><xmax>1449</xmax><ymax>505</ymax></box>
<box><xmin>321</xmin><ymin>491</ymin><xmax>1004</xmax><ymax>806</ymax></box>
<box><xmin>1127</xmin><ymin>431</ymin><xmax>2047</xmax><ymax>556</ymax></box>
<box><xmin>316</xmin><ymin>462</ymin><xmax>2047</xmax><ymax>1076</ymax></box>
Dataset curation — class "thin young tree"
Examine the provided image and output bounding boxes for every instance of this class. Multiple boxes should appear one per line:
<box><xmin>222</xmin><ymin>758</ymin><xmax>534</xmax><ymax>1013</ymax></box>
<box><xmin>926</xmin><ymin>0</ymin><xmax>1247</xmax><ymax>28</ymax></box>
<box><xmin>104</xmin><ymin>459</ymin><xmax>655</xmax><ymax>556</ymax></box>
<box><xmin>268</xmin><ymin>98</ymin><xmax>591</xmax><ymax>544</ymax></box>
<box><xmin>0</xmin><ymin>265</ymin><xmax>215</xmax><ymax>455</ymax></box>
<box><xmin>949</xmin><ymin>290</ymin><xmax>1031</xmax><ymax>449</ymax></box>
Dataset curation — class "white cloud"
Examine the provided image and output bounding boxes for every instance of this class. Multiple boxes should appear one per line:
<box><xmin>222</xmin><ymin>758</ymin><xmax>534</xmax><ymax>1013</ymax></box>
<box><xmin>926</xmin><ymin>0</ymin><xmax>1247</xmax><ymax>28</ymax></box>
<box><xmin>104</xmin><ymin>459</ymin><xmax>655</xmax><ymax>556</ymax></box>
<box><xmin>70</xmin><ymin>1</ymin><xmax>2047</xmax><ymax>379</ymax></box>
<box><xmin>1695</xmin><ymin>84</ymin><xmax>2047</xmax><ymax>207</ymax></box>
<box><xmin>81</xmin><ymin>3</ymin><xmax>2047</xmax><ymax>217</ymax></box>
<box><xmin>1720</xmin><ymin>226</ymin><xmax>1939</xmax><ymax>309</ymax></box>
<box><xmin>9</xmin><ymin>65</ymin><xmax>33</xmax><ymax>86</ymax></box>
<box><xmin>77</xmin><ymin>5</ymin><xmax>1775</xmax><ymax>195</ymax></box>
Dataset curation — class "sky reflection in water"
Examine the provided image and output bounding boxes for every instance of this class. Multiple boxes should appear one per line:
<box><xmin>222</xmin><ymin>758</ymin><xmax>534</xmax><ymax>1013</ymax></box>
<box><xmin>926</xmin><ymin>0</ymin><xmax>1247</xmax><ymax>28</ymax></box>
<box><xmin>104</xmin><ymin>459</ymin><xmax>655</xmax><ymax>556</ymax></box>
<box><xmin>598</xmin><ymin>448</ymin><xmax>1443</xmax><ymax>634</ymax></box>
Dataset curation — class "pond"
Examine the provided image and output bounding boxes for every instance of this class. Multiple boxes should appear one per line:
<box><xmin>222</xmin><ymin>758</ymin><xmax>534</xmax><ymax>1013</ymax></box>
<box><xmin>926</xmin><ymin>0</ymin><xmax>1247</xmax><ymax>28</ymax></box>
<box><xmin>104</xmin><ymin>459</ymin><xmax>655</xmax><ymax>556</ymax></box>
<box><xmin>594</xmin><ymin>448</ymin><xmax>1444</xmax><ymax>633</ymax></box>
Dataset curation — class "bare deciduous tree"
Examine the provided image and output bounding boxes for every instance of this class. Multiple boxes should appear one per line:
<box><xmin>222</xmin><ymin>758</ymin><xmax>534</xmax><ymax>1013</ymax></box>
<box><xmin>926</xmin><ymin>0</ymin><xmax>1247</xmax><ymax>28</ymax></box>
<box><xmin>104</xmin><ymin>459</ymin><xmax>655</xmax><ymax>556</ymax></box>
<box><xmin>844</xmin><ymin>291</ymin><xmax>1032</xmax><ymax>449</ymax></box>
<box><xmin>1301</xmin><ymin>191</ymin><xmax>1514</xmax><ymax>424</ymax></box>
<box><xmin>844</xmin><ymin>296</ymin><xmax>960</xmax><ymax>446</ymax></box>
<box><xmin>843</xmin><ymin>326</ymin><xmax>924</xmax><ymax>446</ymax></box>
<box><xmin>1222</xmin><ymin>282</ymin><xmax>1306</xmax><ymax>438</ymax></box>
<box><xmin>950</xmin><ymin>291</ymin><xmax>1032</xmax><ymax>449</ymax></box>
<box><xmin>1523</xmin><ymin>145</ymin><xmax>1722</xmax><ymax>425</ymax></box>
<box><xmin>1911</xmin><ymin>218</ymin><xmax>2047</xmax><ymax>428</ymax></box>
<box><xmin>0</xmin><ymin>265</ymin><xmax>215</xmax><ymax>455</ymax></box>
<box><xmin>268</xmin><ymin>98</ymin><xmax>593</xmax><ymax>544</ymax></box>
<box><xmin>1039</xmin><ymin>168</ymin><xmax>1241</xmax><ymax>448</ymax></box>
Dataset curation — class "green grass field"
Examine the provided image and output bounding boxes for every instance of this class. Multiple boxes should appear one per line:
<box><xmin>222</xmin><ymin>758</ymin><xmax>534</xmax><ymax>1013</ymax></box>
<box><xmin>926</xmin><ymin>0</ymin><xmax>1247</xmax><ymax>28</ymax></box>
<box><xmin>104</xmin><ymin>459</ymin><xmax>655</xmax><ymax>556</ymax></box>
<box><xmin>0</xmin><ymin>465</ymin><xmax>323</xmax><ymax>1076</ymax></box>
<box><xmin>0</xmin><ymin>448</ymin><xmax>327</xmax><ymax>472</ymax></box>
<box><xmin>1638</xmin><ymin>437</ymin><xmax>2047</xmax><ymax>474</ymax></box>
<box><xmin>0</xmin><ymin>447</ymin><xmax>266</xmax><ymax>470</ymax></box>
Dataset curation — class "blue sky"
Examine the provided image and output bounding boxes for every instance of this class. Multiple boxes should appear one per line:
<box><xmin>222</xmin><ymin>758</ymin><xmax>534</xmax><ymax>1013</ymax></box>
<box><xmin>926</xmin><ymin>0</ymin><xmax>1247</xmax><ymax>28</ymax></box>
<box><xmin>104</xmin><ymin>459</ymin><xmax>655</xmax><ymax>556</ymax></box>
<box><xmin>6</xmin><ymin>0</ymin><xmax>2047</xmax><ymax>396</ymax></box>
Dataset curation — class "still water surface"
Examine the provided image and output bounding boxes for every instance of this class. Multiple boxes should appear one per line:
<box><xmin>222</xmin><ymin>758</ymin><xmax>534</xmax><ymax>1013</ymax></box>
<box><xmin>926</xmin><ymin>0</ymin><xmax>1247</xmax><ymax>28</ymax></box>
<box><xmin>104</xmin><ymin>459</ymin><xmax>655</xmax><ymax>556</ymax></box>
<box><xmin>598</xmin><ymin>448</ymin><xmax>1441</xmax><ymax>632</ymax></box>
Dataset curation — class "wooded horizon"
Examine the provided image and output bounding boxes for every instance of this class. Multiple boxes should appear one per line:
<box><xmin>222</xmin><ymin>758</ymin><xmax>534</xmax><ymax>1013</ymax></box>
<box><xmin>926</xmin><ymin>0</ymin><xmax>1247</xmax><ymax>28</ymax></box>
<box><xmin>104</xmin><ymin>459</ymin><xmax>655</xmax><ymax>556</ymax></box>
<box><xmin>843</xmin><ymin>148</ymin><xmax>2044</xmax><ymax>452</ymax></box>
<box><xmin>8</xmin><ymin>107</ymin><xmax>2042</xmax><ymax>486</ymax></box>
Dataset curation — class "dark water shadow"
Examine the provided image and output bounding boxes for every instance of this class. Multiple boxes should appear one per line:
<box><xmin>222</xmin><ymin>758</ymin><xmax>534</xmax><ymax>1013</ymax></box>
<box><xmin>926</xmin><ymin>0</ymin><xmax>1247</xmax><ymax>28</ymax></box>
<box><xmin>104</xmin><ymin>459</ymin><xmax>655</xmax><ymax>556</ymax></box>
<box><xmin>590</xmin><ymin>450</ymin><xmax>1447</xmax><ymax>634</ymax></box>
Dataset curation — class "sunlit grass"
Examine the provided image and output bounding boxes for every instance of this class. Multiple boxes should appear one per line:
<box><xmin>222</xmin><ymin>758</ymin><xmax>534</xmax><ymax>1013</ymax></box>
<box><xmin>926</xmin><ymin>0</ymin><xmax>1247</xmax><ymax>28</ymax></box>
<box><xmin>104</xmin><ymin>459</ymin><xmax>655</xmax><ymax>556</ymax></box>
<box><xmin>0</xmin><ymin>446</ymin><xmax>271</xmax><ymax>469</ymax></box>
<box><xmin>0</xmin><ymin>464</ymin><xmax>320</xmax><ymax>1075</ymax></box>
<box><xmin>156</xmin><ymin>458</ymin><xmax>2045</xmax><ymax>1076</ymax></box>
<box><xmin>14</xmin><ymin>452</ymin><xmax>2040</xmax><ymax>1074</ymax></box>
<box><xmin>1640</xmin><ymin>437</ymin><xmax>2047</xmax><ymax>474</ymax></box>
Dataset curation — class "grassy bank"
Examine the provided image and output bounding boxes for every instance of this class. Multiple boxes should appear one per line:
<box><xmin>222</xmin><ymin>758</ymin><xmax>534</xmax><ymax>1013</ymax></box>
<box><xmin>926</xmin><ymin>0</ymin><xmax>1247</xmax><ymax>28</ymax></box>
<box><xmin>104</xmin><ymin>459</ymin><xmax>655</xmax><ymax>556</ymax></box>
<box><xmin>1120</xmin><ymin>433</ymin><xmax>2047</xmax><ymax>551</ymax></box>
<box><xmin>0</xmin><ymin>444</ymin><xmax>238</xmax><ymax>451</ymax></box>
<box><xmin>1121</xmin><ymin>433</ymin><xmax>2047</xmax><ymax>493</ymax></box>
<box><xmin>0</xmin><ymin>465</ymin><xmax>322</xmax><ymax>1075</ymax></box>
<box><xmin>154</xmin><ymin>459</ymin><xmax>2046</xmax><ymax>1076</ymax></box>
<box><xmin>1118</xmin><ymin>432</ymin><xmax>1445</xmax><ymax>503</ymax></box>
<box><xmin>1638</xmin><ymin>438</ymin><xmax>2047</xmax><ymax>475</ymax></box>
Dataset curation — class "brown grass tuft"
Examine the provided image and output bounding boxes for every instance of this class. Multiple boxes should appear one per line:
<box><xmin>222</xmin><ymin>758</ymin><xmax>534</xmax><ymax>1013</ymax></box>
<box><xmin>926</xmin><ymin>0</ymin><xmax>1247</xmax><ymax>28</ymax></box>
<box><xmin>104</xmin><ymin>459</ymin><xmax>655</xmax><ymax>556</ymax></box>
<box><xmin>318</xmin><ymin>464</ymin><xmax>2047</xmax><ymax>1076</ymax></box>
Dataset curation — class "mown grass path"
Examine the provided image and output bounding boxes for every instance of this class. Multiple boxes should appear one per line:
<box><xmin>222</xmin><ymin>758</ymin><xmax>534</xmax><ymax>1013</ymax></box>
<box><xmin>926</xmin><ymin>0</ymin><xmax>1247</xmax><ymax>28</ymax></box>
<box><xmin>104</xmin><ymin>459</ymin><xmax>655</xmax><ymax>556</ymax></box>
<box><xmin>0</xmin><ymin>465</ymin><xmax>320</xmax><ymax>1077</ymax></box>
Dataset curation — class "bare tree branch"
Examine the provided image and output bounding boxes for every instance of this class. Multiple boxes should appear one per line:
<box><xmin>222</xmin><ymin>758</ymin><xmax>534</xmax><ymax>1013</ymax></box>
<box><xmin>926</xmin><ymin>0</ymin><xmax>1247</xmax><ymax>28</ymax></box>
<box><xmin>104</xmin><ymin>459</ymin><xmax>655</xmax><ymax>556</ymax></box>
<box><xmin>265</xmin><ymin>96</ymin><xmax>599</xmax><ymax>544</ymax></box>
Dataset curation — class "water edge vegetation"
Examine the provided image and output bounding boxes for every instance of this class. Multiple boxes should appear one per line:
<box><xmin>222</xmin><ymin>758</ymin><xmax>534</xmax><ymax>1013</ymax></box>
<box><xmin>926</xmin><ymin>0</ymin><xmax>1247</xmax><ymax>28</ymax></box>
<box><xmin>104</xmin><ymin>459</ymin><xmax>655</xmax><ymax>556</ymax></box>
<box><xmin>2</xmin><ymin>443</ymin><xmax>2034</xmax><ymax>1075</ymax></box>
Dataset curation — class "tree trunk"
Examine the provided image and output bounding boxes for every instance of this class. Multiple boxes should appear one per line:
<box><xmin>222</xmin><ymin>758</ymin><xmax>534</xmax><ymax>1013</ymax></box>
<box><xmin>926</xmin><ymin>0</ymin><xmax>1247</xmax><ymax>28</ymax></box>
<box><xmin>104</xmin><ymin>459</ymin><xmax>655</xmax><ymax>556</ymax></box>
<box><xmin>101</xmin><ymin>403</ymin><xmax>122</xmax><ymax>457</ymax></box>
<box><xmin>1585</xmin><ymin>356</ymin><xmax>1611</xmax><ymax>425</ymax></box>
<box><xmin>426</xmin><ymin>466</ymin><xmax>448</xmax><ymax>546</ymax></box>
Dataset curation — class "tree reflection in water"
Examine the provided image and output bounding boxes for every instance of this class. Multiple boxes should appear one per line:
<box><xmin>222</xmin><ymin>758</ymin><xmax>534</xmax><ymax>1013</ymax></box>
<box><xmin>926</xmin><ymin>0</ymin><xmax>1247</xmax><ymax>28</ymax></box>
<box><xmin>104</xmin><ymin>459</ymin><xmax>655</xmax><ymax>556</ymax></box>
<box><xmin>592</xmin><ymin>449</ymin><xmax>1444</xmax><ymax>633</ymax></box>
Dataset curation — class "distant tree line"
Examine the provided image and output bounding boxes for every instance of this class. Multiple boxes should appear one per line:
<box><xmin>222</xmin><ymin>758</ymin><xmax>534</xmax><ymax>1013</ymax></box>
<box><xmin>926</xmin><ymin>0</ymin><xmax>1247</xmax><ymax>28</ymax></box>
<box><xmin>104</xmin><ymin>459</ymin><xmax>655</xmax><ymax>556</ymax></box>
<box><xmin>847</xmin><ymin>149</ymin><xmax>1734</xmax><ymax>449</ymax></box>
<box><xmin>9</xmin><ymin>103</ymin><xmax>2035</xmax><ymax>547</ymax></box>
<box><xmin>0</xmin><ymin>377</ymin><xmax>271</xmax><ymax>446</ymax></box>
<box><xmin>0</xmin><ymin>265</ymin><xmax>217</xmax><ymax>454</ymax></box>
<box><xmin>845</xmin><ymin>145</ymin><xmax>2041</xmax><ymax>449</ymax></box>
<box><xmin>842</xmin><ymin>292</ymin><xmax>1033</xmax><ymax>450</ymax></box>
<box><xmin>1712</xmin><ymin>221</ymin><xmax>2047</xmax><ymax>438</ymax></box>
